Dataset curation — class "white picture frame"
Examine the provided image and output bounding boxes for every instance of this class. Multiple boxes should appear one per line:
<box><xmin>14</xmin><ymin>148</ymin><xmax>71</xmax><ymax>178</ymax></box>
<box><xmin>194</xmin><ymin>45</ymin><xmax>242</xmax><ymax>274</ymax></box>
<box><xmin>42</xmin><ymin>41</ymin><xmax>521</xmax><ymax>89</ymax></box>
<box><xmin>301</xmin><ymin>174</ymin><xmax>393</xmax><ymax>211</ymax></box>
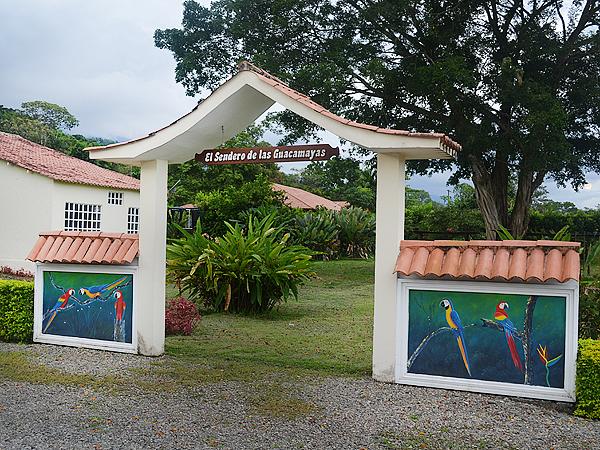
<box><xmin>34</xmin><ymin>263</ymin><xmax>138</xmax><ymax>354</ymax></box>
<box><xmin>395</xmin><ymin>278</ymin><xmax>579</xmax><ymax>402</ymax></box>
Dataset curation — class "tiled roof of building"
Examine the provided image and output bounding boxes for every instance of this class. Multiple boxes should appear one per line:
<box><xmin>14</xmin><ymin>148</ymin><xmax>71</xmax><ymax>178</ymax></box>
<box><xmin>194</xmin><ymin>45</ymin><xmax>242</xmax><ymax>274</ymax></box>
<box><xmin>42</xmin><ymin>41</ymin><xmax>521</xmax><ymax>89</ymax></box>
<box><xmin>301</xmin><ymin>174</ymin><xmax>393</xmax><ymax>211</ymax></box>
<box><xmin>27</xmin><ymin>231</ymin><xmax>139</xmax><ymax>265</ymax></box>
<box><xmin>238</xmin><ymin>62</ymin><xmax>461</xmax><ymax>156</ymax></box>
<box><xmin>272</xmin><ymin>183</ymin><xmax>345</xmax><ymax>211</ymax></box>
<box><xmin>395</xmin><ymin>240</ymin><xmax>580</xmax><ymax>283</ymax></box>
<box><xmin>0</xmin><ymin>132</ymin><xmax>140</xmax><ymax>191</ymax></box>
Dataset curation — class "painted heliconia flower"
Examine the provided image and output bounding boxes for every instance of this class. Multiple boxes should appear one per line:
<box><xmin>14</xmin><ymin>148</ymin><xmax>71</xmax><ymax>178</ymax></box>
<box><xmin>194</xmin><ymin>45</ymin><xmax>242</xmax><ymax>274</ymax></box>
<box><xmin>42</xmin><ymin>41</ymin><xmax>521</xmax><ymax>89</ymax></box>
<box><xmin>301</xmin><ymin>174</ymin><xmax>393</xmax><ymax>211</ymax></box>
<box><xmin>537</xmin><ymin>344</ymin><xmax>562</xmax><ymax>387</ymax></box>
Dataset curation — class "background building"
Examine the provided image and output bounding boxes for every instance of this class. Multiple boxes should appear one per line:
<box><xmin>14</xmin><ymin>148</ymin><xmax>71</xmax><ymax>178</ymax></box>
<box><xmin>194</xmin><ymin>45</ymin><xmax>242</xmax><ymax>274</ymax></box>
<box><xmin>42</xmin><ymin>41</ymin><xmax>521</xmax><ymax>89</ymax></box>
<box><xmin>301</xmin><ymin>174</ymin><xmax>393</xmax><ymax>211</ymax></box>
<box><xmin>0</xmin><ymin>132</ymin><xmax>140</xmax><ymax>271</ymax></box>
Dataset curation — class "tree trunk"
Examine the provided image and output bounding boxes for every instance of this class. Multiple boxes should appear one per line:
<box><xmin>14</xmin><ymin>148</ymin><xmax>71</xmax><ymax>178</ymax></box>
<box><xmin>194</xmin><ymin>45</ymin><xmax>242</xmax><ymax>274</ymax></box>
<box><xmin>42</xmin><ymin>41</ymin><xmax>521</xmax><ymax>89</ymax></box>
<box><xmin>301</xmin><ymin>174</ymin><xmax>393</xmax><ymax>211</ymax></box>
<box><xmin>470</xmin><ymin>156</ymin><xmax>503</xmax><ymax>239</ymax></box>
<box><xmin>522</xmin><ymin>295</ymin><xmax>537</xmax><ymax>385</ymax></box>
<box><xmin>510</xmin><ymin>170</ymin><xmax>546</xmax><ymax>238</ymax></box>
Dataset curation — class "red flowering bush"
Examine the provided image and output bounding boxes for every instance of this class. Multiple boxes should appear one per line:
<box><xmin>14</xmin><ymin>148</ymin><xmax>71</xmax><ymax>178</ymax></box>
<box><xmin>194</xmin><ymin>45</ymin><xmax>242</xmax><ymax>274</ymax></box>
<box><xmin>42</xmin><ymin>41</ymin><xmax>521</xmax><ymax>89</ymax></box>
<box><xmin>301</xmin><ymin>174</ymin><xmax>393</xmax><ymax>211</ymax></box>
<box><xmin>165</xmin><ymin>297</ymin><xmax>201</xmax><ymax>336</ymax></box>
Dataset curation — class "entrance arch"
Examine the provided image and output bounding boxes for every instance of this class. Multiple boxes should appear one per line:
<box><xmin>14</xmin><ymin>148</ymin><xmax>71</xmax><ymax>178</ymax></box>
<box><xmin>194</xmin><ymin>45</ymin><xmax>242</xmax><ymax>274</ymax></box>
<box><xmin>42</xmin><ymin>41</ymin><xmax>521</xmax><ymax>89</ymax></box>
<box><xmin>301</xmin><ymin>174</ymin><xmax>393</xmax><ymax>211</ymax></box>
<box><xmin>87</xmin><ymin>61</ymin><xmax>460</xmax><ymax>382</ymax></box>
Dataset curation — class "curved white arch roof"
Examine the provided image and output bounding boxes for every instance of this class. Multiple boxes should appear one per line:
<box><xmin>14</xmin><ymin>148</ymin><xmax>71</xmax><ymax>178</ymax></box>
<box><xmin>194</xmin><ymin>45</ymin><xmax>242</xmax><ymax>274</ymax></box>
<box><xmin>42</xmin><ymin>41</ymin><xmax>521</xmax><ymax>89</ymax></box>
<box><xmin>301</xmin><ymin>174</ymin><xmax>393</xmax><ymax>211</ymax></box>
<box><xmin>87</xmin><ymin>62</ymin><xmax>460</xmax><ymax>165</ymax></box>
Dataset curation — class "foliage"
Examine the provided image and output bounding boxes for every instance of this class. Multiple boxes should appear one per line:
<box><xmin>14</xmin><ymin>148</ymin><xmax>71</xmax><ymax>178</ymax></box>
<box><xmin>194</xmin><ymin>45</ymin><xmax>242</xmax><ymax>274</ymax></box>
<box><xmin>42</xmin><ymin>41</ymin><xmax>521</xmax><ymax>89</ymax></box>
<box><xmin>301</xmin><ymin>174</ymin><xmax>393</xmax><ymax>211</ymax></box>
<box><xmin>497</xmin><ymin>224</ymin><xmax>571</xmax><ymax>241</ymax></box>
<box><xmin>167</xmin><ymin>214</ymin><xmax>316</xmax><ymax>313</ymax></box>
<box><xmin>579</xmin><ymin>284</ymin><xmax>600</xmax><ymax>340</ymax></box>
<box><xmin>156</xmin><ymin>0</ymin><xmax>600</xmax><ymax>238</ymax></box>
<box><xmin>165</xmin><ymin>297</ymin><xmax>201</xmax><ymax>335</ymax></box>
<box><xmin>575</xmin><ymin>339</ymin><xmax>600</xmax><ymax>419</ymax></box>
<box><xmin>582</xmin><ymin>241</ymin><xmax>600</xmax><ymax>279</ymax></box>
<box><xmin>0</xmin><ymin>104</ymin><xmax>137</xmax><ymax>177</ymax></box>
<box><xmin>20</xmin><ymin>100</ymin><xmax>79</xmax><ymax>130</ymax></box>
<box><xmin>0</xmin><ymin>280</ymin><xmax>34</xmax><ymax>343</ymax></box>
<box><xmin>335</xmin><ymin>207</ymin><xmax>375</xmax><ymax>258</ymax></box>
<box><xmin>283</xmin><ymin>157</ymin><xmax>376</xmax><ymax>210</ymax></box>
<box><xmin>194</xmin><ymin>174</ymin><xmax>285</xmax><ymax>236</ymax></box>
<box><xmin>166</xmin><ymin>222</ymin><xmax>213</xmax><ymax>298</ymax></box>
<box><xmin>405</xmin><ymin>184</ymin><xmax>486</xmax><ymax>238</ymax></box>
<box><xmin>168</xmin><ymin>125</ymin><xmax>284</xmax><ymax>206</ymax></box>
<box><xmin>290</xmin><ymin>209</ymin><xmax>339</xmax><ymax>259</ymax></box>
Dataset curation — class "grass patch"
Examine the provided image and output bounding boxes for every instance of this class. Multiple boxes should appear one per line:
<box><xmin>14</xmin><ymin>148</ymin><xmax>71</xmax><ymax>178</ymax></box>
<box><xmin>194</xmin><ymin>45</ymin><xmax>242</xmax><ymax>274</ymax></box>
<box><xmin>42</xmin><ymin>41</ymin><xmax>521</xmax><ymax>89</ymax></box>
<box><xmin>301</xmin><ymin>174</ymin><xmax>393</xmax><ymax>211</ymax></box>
<box><xmin>377</xmin><ymin>430</ymin><xmax>507</xmax><ymax>450</ymax></box>
<box><xmin>0</xmin><ymin>351</ymin><xmax>94</xmax><ymax>386</ymax></box>
<box><xmin>246</xmin><ymin>382</ymin><xmax>318</xmax><ymax>420</ymax></box>
<box><xmin>163</xmin><ymin>259</ymin><xmax>374</xmax><ymax>383</ymax></box>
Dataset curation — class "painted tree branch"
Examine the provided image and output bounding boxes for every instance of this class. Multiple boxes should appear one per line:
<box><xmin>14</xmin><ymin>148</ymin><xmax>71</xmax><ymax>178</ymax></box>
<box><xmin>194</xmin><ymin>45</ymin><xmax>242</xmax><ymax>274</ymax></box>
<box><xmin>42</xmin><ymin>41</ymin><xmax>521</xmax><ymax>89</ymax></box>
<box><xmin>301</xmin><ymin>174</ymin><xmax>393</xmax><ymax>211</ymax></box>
<box><xmin>407</xmin><ymin>324</ymin><xmax>476</xmax><ymax>370</ymax></box>
<box><xmin>480</xmin><ymin>318</ymin><xmax>523</xmax><ymax>340</ymax></box>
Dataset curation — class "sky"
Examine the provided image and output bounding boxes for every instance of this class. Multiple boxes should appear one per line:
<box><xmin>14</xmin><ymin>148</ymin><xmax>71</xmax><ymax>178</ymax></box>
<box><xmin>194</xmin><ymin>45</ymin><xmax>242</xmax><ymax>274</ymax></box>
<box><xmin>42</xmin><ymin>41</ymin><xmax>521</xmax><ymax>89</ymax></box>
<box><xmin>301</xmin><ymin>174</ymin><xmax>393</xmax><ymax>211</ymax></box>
<box><xmin>0</xmin><ymin>1</ymin><xmax>598</xmax><ymax>208</ymax></box>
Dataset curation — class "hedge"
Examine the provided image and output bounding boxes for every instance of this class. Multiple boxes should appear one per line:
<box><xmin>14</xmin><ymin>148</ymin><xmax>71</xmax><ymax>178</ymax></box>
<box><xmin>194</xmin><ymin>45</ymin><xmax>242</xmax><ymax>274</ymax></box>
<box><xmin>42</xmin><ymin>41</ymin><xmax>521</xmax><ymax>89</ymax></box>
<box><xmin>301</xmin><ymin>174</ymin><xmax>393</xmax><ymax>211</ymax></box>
<box><xmin>575</xmin><ymin>339</ymin><xmax>600</xmax><ymax>419</ymax></box>
<box><xmin>0</xmin><ymin>280</ymin><xmax>34</xmax><ymax>343</ymax></box>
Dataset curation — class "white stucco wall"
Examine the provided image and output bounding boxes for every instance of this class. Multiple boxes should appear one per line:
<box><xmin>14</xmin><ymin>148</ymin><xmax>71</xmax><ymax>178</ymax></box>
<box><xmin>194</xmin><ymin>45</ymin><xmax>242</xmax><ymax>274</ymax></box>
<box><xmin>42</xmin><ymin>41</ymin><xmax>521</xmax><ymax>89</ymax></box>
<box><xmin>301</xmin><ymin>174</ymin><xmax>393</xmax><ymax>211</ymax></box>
<box><xmin>51</xmin><ymin>182</ymin><xmax>139</xmax><ymax>232</ymax></box>
<box><xmin>0</xmin><ymin>162</ymin><xmax>54</xmax><ymax>272</ymax></box>
<box><xmin>0</xmin><ymin>161</ymin><xmax>140</xmax><ymax>272</ymax></box>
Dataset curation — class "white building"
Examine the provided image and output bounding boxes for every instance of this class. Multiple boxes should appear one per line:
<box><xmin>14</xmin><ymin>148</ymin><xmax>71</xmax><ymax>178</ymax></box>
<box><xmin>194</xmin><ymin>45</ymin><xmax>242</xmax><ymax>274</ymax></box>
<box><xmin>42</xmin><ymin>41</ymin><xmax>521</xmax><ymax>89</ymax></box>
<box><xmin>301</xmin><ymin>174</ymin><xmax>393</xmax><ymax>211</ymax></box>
<box><xmin>0</xmin><ymin>132</ymin><xmax>140</xmax><ymax>272</ymax></box>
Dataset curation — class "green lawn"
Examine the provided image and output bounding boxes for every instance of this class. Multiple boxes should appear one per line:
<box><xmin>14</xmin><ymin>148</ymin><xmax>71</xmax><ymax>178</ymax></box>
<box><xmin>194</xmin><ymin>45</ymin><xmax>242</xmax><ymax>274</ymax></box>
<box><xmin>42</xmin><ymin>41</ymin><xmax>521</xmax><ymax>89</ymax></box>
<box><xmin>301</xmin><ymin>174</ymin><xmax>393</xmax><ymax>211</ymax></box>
<box><xmin>163</xmin><ymin>259</ymin><xmax>375</xmax><ymax>382</ymax></box>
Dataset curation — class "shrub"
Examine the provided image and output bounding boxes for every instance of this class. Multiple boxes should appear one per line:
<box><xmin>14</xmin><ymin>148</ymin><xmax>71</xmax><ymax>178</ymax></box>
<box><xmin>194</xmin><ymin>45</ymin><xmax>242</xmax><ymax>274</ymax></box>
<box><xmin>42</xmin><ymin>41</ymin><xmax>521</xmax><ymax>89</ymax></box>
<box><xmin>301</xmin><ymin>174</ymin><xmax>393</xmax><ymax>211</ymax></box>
<box><xmin>579</xmin><ymin>283</ymin><xmax>600</xmax><ymax>340</ymax></box>
<box><xmin>0</xmin><ymin>280</ymin><xmax>34</xmax><ymax>343</ymax></box>
<box><xmin>165</xmin><ymin>297</ymin><xmax>201</xmax><ymax>335</ymax></box>
<box><xmin>335</xmin><ymin>207</ymin><xmax>375</xmax><ymax>258</ymax></box>
<box><xmin>575</xmin><ymin>339</ymin><xmax>600</xmax><ymax>419</ymax></box>
<box><xmin>290</xmin><ymin>209</ymin><xmax>339</xmax><ymax>259</ymax></box>
<box><xmin>167</xmin><ymin>214</ymin><xmax>316</xmax><ymax>313</ymax></box>
<box><xmin>194</xmin><ymin>175</ymin><xmax>284</xmax><ymax>236</ymax></box>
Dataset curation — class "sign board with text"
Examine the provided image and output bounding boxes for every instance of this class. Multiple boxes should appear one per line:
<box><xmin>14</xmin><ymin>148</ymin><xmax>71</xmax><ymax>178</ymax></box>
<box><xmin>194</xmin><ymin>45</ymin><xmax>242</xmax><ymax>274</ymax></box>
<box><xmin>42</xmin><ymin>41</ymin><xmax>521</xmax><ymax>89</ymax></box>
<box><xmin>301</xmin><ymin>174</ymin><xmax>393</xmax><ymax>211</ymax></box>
<box><xmin>195</xmin><ymin>144</ymin><xmax>339</xmax><ymax>165</ymax></box>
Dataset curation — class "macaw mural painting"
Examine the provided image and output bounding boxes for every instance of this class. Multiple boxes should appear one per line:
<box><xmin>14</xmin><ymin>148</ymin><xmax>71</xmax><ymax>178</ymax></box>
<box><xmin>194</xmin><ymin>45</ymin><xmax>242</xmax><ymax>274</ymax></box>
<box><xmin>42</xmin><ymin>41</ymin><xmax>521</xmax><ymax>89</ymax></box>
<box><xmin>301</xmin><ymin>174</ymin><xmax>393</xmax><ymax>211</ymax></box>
<box><xmin>407</xmin><ymin>290</ymin><xmax>565</xmax><ymax>388</ymax></box>
<box><xmin>41</xmin><ymin>271</ymin><xmax>133</xmax><ymax>344</ymax></box>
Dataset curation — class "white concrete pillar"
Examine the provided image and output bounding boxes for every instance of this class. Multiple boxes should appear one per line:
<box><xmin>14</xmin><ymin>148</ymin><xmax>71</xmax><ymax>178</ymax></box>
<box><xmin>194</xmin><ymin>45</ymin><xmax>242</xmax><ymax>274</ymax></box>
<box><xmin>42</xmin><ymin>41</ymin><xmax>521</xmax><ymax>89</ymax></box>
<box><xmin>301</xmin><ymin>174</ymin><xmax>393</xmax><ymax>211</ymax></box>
<box><xmin>137</xmin><ymin>159</ymin><xmax>168</xmax><ymax>356</ymax></box>
<box><xmin>372</xmin><ymin>152</ymin><xmax>405</xmax><ymax>382</ymax></box>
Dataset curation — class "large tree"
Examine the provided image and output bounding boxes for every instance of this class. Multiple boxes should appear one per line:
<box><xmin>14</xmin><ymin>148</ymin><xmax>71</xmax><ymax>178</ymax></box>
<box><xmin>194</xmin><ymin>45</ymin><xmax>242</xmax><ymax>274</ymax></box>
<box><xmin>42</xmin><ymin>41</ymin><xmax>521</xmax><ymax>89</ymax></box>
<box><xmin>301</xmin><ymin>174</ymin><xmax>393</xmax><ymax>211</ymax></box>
<box><xmin>155</xmin><ymin>0</ymin><xmax>600</xmax><ymax>238</ymax></box>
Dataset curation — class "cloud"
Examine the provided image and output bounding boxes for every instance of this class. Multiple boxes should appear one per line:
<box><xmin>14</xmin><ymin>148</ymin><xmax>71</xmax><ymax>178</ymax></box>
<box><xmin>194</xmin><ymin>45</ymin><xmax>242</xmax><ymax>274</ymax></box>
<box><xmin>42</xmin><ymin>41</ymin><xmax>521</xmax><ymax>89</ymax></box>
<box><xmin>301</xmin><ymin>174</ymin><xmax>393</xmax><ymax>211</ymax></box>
<box><xmin>0</xmin><ymin>0</ymin><xmax>201</xmax><ymax>140</ymax></box>
<box><xmin>2</xmin><ymin>1</ymin><xmax>598</xmax><ymax>208</ymax></box>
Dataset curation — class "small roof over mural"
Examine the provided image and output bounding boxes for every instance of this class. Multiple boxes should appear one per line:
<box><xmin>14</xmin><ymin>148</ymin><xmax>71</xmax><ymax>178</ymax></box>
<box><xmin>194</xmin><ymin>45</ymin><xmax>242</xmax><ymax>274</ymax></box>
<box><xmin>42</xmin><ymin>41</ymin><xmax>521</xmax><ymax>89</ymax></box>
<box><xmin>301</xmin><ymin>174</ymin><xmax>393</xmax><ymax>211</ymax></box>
<box><xmin>272</xmin><ymin>183</ymin><xmax>346</xmax><ymax>211</ymax></box>
<box><xmin>0</xmin><ymin>132</ymin><xmax>140</xmax><ymax>191</ymax></box>
<box><xmin>395</xmin><ymin>240</ymin><xmax>580</xmax><ymax>283</ymax></box>
<box><xmin>86</xmin><ymin>62</ymin><xmax>461</xmax><ymax>165</ymax></box>
<box><xmin>27</xmin><ymin>231</ymin><xmax>139</xmax><ymax>265</ymax></box>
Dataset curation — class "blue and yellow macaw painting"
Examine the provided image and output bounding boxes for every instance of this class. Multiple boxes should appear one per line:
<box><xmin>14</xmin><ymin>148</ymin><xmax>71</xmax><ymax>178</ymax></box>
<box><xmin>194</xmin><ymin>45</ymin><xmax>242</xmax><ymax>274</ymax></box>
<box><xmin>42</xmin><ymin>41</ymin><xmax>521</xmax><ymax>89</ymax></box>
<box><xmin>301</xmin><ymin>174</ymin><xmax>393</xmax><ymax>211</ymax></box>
<box><xmin>407</xmin><ymin>289</ymin><xmax>565</xmax><ymax>388</ymax></box>
<box><xmin>41</xmin><ymin>271</ymin><xmax>133</xmax><ymax>344</ymax></box>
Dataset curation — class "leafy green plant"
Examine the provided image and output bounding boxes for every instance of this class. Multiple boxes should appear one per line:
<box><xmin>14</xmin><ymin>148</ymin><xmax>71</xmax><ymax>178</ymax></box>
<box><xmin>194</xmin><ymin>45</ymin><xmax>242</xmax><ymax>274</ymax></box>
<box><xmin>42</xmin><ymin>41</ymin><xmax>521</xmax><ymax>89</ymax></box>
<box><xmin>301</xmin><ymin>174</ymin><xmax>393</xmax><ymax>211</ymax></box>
<box><xmin>497</xmin><ymin>224</ymin><xmax>572</xmax><ymax>241</ymax></box>
<box><xmin>579</xmin><ymin>283</ymin><xmax>600</xmax><ymax>340</ymax></box>
<box><xmin>0</xmin><ymin>280</ymin><xmax>34</xmax><ymax>343</ymax></box>
<box><xmin>335</xmin><ymin>207</ymin><xmax>375</xmax><ymax>258</ymax></box>
<box><xmin>166</xmin><ymin>224</ymin><xmax>212</xmax><ymax>300</ymax></box>
<box><xmin>575</xmin><ymin>339</ymin><xmax>600</xmax><ymax>419</ymax></box>
<box><xmin>167</xmin><ymin>214</ymin><xmax>316</xmax><ymax>313</ymax></box>
<box><xmin>582</xmin><ymin>240</ymin><xmax>600</xmax><ymax>279</ymax></box>
<box><xmin>496</xmin><ymin>224</ymin><xmax>515</xmax><ymax>240</ymax></box>
<box><xmin>290</xmin><ymin>210</ymin><xmax>339</xmax><ymax>259</ymax></box>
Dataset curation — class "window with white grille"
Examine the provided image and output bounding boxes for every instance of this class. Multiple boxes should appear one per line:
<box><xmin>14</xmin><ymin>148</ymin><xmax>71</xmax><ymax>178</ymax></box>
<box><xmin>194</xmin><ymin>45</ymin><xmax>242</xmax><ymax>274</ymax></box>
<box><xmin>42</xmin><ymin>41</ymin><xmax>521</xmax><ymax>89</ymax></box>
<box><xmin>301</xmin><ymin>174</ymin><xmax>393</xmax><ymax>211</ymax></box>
<box><xmin>64</xmin><ymin>203</ymin><xmax>101</xmax><ymax>231</ymax></box>
<box><xmin>108</xmin><ymin>191</ymin><xmax>123</xmax><ymax>205</ymax></box>
<box><xmin>127</xmin><ymin>207</ymin><xmax>139</xmax><ymax>234</ymax></box>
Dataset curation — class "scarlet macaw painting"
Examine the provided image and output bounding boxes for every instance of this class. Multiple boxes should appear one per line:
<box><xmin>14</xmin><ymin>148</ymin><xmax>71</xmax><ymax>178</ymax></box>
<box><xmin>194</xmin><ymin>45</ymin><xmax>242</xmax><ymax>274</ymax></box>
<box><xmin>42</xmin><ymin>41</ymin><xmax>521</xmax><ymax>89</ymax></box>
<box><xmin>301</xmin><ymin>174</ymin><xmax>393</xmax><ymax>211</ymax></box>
<box><xmin>41</xmin><ymin>271</ymin><xmax>133</xmax><ymax>344</ymax></box>
<box><xmin>407</xmin><ymin>289</ymin><xmax>565</xmax><ymax>388</ymax></box>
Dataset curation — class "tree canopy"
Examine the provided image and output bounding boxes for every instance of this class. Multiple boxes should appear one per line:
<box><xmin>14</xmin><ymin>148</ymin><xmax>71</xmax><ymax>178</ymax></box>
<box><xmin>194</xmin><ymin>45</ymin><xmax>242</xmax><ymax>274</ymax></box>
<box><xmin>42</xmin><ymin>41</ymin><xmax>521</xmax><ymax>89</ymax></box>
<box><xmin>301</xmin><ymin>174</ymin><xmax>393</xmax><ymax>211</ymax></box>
<box><xmin>0</xmin><ymin>103</ymin><xmax>136</xmax><ymax>177</ymax></box>
<box><xmin>155</xmin><ymin>0</ymin><xmax>600</xmax><ymax>238</ymax></box>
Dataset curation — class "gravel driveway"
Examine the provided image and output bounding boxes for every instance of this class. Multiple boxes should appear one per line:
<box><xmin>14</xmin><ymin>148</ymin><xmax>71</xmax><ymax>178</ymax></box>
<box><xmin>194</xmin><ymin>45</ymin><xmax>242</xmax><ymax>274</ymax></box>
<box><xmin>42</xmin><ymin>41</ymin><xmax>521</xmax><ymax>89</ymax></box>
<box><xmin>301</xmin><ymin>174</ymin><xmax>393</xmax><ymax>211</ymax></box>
<box><xmin>0</xmin><ymin>343</ymin><xmax>598</xmax><ymax>450</ymax></box>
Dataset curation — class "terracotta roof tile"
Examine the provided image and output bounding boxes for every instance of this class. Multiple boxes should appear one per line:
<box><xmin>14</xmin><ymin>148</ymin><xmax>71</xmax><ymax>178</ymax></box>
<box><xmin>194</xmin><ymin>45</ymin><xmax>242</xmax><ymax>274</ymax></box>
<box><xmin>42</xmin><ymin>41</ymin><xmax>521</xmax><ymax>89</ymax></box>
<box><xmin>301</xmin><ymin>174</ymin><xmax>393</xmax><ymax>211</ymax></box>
<box><xmin>395</xmin><ymin>240</ymin><xmax>580</xmax><ymax>283</ymax></box>
<box><xmin>87</xmin><ymin>62</ymin><xmax>461</xmax><ymax>157</ymax></box>
<box><xmin>27</xmin><ymin>231</ymin><xmax>138</xmax><ymax>265</ymax></box>
<box><xmin>272</xmin><ymin>183</ymin><xmax>345</xmax><ymax>211</ymax></box>
<box><xmin>0</xmin><ymin>132</ymin><xmax>139</xmax><ymax>191</ymax></box>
